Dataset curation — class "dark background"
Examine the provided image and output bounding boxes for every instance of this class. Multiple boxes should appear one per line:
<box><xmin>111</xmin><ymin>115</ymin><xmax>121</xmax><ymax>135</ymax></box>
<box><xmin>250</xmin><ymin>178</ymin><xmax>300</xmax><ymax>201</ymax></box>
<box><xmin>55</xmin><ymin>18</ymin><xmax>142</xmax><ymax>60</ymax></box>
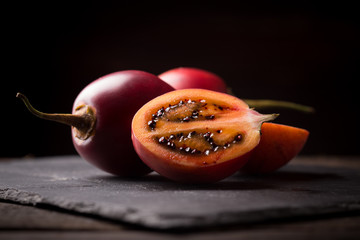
<box><xmin>3</xmin><ymin>1</ymin><xmax>359</xmax><ymax>157</ymax></box>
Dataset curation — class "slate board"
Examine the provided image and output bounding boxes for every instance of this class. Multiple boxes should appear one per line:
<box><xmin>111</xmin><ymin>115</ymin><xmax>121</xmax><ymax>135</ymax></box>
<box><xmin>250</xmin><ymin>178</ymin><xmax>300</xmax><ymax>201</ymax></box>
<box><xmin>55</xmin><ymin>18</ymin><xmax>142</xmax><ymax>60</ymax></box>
<box><xmin>0</xmin><ymin>156</ymin><xmax>359</xmax><ymax>230</ymax></box>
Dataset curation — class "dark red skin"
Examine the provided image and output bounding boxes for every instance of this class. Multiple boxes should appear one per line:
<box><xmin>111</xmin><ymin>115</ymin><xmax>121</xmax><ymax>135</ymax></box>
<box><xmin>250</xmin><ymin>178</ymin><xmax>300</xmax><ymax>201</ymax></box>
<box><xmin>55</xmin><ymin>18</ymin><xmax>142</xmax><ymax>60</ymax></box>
<box><xmin>132</xmin><ymin>134</ymin><xmax>252</xmax><ymax>183</ymax></box>
<box><xmin>158</xmin><ymin>67</ymin><xmax>228</xmax><ymax>93</ymax></box>
<box><xmin>72</xmin><ymin>70</ymin><xmax>174</xmax><ymax>176</ymax></box>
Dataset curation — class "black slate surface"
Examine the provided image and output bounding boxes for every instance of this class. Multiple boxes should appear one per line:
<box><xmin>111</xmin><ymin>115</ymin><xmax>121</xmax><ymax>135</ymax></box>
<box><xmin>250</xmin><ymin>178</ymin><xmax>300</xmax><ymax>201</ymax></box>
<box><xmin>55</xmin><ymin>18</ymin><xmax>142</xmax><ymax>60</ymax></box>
<box><xmin>0</xmin><ymin>156</ymin><xmax>359</xmax><ymax>230</ymax></box>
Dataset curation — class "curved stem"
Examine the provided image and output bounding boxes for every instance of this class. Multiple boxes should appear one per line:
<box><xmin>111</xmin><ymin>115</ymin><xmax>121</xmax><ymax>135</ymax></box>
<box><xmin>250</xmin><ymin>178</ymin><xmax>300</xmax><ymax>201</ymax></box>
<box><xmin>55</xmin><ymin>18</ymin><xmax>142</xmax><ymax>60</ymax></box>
<box><xmin>244</xmin><ymin>99</ymin><xmax>315</xmax><ymax>113</ymax></box>
<box><xmin>227</xmin><ymin>88</ymin><xmax>314</xmax><ymax>113</ymax></box>
<box><xmin>16</xmin><ymin>92</ymin><xmax>94</xmax><ymax>134</ymax></box>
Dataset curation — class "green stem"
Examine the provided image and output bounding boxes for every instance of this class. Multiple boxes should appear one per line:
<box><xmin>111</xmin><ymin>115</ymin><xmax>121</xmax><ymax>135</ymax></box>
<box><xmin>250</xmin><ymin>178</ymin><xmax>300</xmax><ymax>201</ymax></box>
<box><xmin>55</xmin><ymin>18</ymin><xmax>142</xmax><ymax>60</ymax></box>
<box><xmin>244</xmin><ymin>99</ymin><xmax>315</xmax><ymax>113</ymax></box>
<box><xmin>16</xmin><ymin>92</ymin><xmax>94</xmax><ymax>134</ymax></box>
<box><xmin>227</xmin><ymin>88</ymin><xmax>314</xmax><ymax>113</ymax></box>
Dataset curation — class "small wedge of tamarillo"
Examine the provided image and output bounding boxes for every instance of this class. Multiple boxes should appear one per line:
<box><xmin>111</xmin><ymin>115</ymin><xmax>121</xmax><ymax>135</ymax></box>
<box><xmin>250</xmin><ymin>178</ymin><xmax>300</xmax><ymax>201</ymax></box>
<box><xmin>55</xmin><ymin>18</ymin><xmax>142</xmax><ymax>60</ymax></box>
<box><xmin>242</xmin><ymin>123</ymin><xmax>309</xmax><ymax>174</ymax></box>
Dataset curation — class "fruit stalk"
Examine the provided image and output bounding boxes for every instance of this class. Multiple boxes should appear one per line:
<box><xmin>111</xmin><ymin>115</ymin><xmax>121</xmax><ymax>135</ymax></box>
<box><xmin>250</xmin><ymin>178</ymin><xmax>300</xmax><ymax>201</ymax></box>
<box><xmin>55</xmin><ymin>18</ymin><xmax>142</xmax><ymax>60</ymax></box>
<box><xmin>16</xmin><ymin>92</ymin><xmax>96</xmax><ymax>138</ymax></box>
<box><xmin>244</xmin><ymin>99</ymin><xmax>315</xmax><ymax>113</ymax></box>
<box><xmin>227</xmin><ymin>88</ymin><xmax>314</xmax><ymax>113</ymax></box>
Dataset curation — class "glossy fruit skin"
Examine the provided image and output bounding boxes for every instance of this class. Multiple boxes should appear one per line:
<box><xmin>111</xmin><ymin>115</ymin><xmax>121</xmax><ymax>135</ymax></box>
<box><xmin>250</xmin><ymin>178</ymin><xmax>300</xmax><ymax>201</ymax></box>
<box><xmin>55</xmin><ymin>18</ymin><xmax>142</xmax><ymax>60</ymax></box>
<box><xmin>158</xmin><ymin>67</ymin><xmax>227</xmax><ymax>93</ymax></box>
<box><xmin>72</xmin><ymin>70</ymin><xmax>174</xmax><ymax>176</ymax></box>
<box><xmin>242</xmin><ymin>123</ymin><xmax>309</xmax><ymax>174</ymax></box>
<box><xmin>132</xmin><ymin>138</ymin><xmax>252</xmax><ymax>183</ymax></box>
<box><xmin>131</xmin><ymin>89</ymin><xmax>276</xmax><ymax>183</ymax></box>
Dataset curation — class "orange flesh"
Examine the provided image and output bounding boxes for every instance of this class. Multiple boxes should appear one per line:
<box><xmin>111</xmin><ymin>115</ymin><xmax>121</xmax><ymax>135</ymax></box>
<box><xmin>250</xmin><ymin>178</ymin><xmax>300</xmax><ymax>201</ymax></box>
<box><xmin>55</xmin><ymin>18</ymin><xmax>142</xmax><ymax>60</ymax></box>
<box><xmin>132</xmin><ymin>89</ymin><xmax>277</xmax><ymax>168</ymax></box>
<box><xmin>149</xmin><ymin>99</ymin><xmax>245</xmax><ymax>155</ymax></box>
<box><xmin>242</xmin><ymin>122</ymin><xmax>309</xmax><ymax>173</ymax></box>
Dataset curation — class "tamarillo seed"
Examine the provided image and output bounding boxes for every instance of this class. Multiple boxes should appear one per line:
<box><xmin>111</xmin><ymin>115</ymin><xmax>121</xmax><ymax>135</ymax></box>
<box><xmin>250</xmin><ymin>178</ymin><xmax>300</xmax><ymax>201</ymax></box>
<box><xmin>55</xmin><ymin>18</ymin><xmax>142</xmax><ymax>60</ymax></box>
<box><xmin>158</xmin><ymin>136</ymin><xmax>166</xmax><ymax>143</ymax></box>
<box><xmin>148</xmin><ymin>120</ymin><xmax>156</xmax><ymax>129</ymax></box>
<box><xmin>183</xmin><ymin>116</ymin><xmax>191</xmax><ymax>122</ymax></box>
<box><xmin>205</xmin><ymin>115</ymin><xmax>215</xmax><ymax>120</ymax></box>
<box><xmin>234</xmin><ymin>134</ymin><xmax>242</xmax><ymax>142</ymax></box>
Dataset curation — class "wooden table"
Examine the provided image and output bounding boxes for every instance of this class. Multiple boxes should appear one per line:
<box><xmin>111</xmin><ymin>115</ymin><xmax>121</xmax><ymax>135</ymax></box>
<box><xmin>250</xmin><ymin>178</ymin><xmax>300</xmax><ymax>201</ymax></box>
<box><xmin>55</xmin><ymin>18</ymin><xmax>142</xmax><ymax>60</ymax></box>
<box><xmin>1</xmin><ymin>156</ymin><xmax>359</xmax><ymax>240</ymax></box>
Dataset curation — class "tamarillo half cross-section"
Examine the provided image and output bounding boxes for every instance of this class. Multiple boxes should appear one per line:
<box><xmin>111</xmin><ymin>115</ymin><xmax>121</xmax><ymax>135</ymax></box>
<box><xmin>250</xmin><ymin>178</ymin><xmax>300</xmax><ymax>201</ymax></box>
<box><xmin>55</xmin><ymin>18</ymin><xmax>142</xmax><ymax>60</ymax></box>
<box><xmin>131</xmin><ymin>89</ymin><xmax>278</xmax><ymax>183</ymax></box>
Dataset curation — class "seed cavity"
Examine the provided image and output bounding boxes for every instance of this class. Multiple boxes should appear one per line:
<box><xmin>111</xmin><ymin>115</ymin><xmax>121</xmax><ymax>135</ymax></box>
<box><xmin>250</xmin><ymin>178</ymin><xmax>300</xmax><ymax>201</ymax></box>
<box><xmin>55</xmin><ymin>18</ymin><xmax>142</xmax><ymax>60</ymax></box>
<box><xmin>155</xmin><ymin>131</ymin><xmax>243</xmax><ymax>156</ymax></box>
<box><xmin>149</xmin><ymin>99</ymin><xmax>241</xmax><ymax>157</ymax></box>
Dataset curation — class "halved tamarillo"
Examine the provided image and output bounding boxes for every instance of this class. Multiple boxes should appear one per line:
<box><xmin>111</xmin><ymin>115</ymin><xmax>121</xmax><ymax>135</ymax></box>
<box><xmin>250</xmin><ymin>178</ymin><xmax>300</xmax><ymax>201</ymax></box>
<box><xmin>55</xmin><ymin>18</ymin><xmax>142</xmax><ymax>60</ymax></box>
<box><xmin>131</xmin><ymin>89</ymin><xmax>278</xmax><ymax>183</ymax></box>
<box><xmin>17</xmin><ymin>70</ymin><xmax>174</xmax><ymax>176</ymax></box>
<box><xmin>242</xmin><ymin>123</ymin><xmax>309</xmax><ymax>174</ymax></box>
